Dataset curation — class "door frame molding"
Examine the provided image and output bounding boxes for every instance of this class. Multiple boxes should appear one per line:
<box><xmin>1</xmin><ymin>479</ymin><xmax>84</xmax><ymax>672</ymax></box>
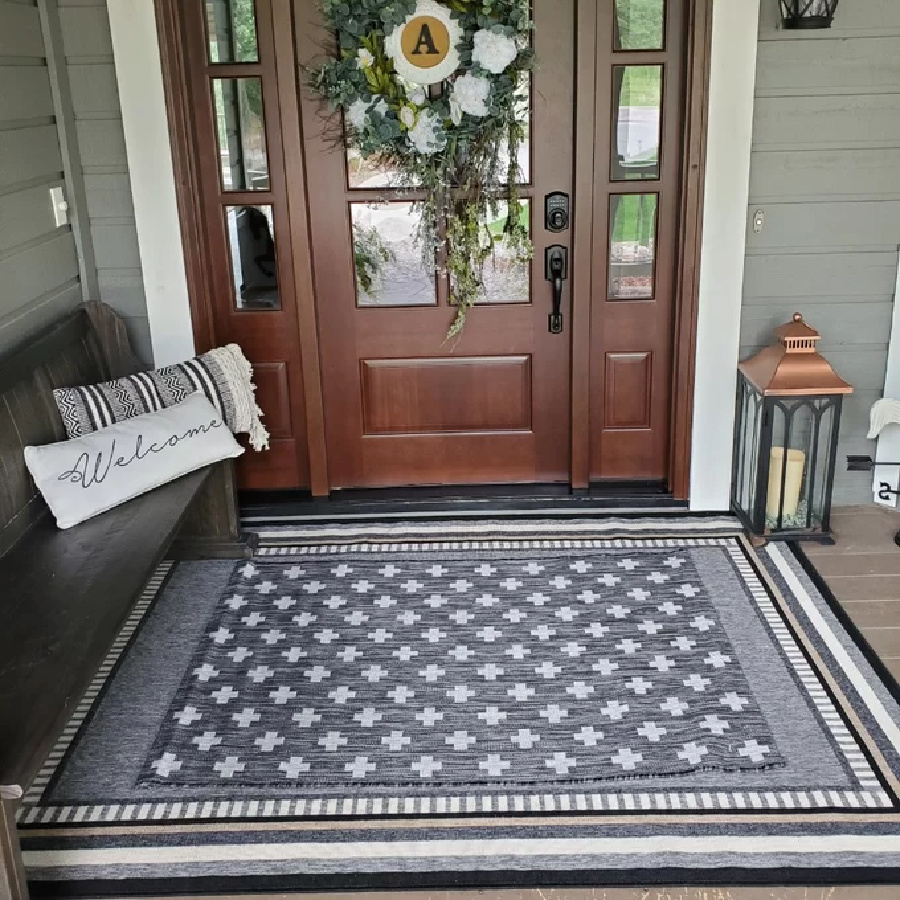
<box><xmin>155</xmin><ymin>0</ymin><xmax>714</xmax><ymax>501</ymax></box>
<box><xmin>669</xmin><ymin>0</ymin><xmax>714</xmax><ymax>500</ymax></box>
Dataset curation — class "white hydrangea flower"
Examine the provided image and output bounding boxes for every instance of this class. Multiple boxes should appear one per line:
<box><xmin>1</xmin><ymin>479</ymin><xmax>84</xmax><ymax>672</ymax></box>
<box><xmin>449</xmin><ymin>97</ymin><xmax>463</xmax><ymax>126</ymax></box>
<box><xmin>399</xmin><ymin>105</ymin><xmax>416</xmax><ymax>129</ymax></box>
<box><xmin>346</xmin><ymin>98</ymin><xmax>370</xmax><ymax>131</ymax></box>
<box><xmin>356</xmin><ymin>48</ymin><xmax>375</xmax><ymax>69</ymax></box>
<box><xmin>472</xmin><ymin>28</ymin><xmax>519</xmax><ymax>75</ymax></box>
<box><xmin>407</xmin><ymin>109</ymin><xmax>446</xmax><ymax>155</ymax></box>
<box><xmin>407</xmin><ymin>85</ymin><xmax>427</xmax><ymax>106</ymax></box>
<box><xmin>451</xmin><ymin>72</ymin><xmax>491</xmax><ymax>118</ymax></box>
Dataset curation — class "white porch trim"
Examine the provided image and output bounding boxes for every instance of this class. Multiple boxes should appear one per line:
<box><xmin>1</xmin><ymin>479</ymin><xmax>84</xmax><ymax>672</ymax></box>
<box><xmin>107</xmin><ymin>0</ymin><xmax>195</xmax><ymax>367</ymax></box>
<box><xmin>688</xmin><ymin>0</ymin><xmax>761</xmax><ymax>510</ymax></box>
<box><xmin>109</xmin><ymin>0</ymin><xmax>760</xmax><ymax>506</ymax></box>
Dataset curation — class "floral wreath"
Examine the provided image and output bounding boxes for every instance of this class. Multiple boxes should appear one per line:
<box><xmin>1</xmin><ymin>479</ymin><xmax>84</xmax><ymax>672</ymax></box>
<box><xmin>310</xmin><ymin>0</ymin><xmax>534</xmax><ymax>337</ymax></box>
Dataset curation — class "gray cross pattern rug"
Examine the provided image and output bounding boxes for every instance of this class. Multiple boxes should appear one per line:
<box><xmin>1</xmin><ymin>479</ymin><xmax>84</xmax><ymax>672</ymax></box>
<box><xmin>143</xmin><ymin>549</ymin><xmax>781</xmax><ymax>787</ymax></box>
<box><xmin>18</xmin><ymin>518</ymin><xmax>900</xmax><ymax>890</ymax></box>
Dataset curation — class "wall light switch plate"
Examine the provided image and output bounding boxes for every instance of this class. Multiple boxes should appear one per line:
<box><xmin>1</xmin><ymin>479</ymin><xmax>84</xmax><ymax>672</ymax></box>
<box><xmin>50</xmin><ymin>186</ymin><xmax>69</xmax><ymax>228</ymax></box>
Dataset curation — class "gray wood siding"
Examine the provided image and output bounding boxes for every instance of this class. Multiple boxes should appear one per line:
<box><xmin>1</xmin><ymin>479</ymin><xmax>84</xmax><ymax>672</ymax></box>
<box><xmin>58</xmin><ymin>0</ymin><xmax>151</xmax><ymax>362</ymax></box>
<box><xmin>0</xmin><ymin>0</ymin><xmax>80</xmax><ymax>354</ymax></box>
<box><xmin>743</xmin><ymin>1</ymin><xmax>900</xmax><ymax>506</ymax></box>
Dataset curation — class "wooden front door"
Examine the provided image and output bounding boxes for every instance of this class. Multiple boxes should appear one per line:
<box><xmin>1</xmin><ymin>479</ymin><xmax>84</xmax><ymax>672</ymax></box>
<box><xmin>296</xmin><ymin>0</ymin><xmax>575</xmax><ymax>489</ymax></box>
<box><xmin>171</xmin><ymin>0</ymin><xmax>692</xmax><ymax>495</ymax></box>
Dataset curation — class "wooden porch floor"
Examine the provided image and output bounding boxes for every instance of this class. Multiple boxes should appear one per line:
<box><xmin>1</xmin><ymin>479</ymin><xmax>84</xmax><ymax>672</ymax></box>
<box><xmin>804</xmin><ymin>504</ymin><xmax>900</xmax><ymax>684</ymax></box>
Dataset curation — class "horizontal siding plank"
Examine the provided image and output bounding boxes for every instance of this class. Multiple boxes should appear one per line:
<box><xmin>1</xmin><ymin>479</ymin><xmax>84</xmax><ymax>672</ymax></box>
<box><xmin>0</xmin><ymin>66</ymin><xmax>53</xmax><ymax>122</ymax></box>
<box><xmin>743</xmin><ymin>252</ymin><xmax>899</xmax><ymax>300</ymax></box>
<box><xmin>741</xmin><ymin>301</ymin><xmax>893</xmax><ymax>350</ymax></box>
<box><xmin>745</xmin><ymin>200</ymin><xmax>900</xmax><ymax>252</ymax></box>
<box><xmin>67</xmin><ymin>63</ymin><xmax>120</xmax><ymax>116</ymax></box>
<box><xmin>59</xmin><ymin>5</ymin><xmax>112</xmax><ymax>58</ymax></box>
<box><xmin>91</xmin><ymin>222</ymin><xmax>140</xmax><ymax>269</ymax></box>
<box><xmin>749</xmin><ymin>149</ymin><xmax>900</xmax><ymax>202</ymax></box>
<box><xmin>0</xmin><ymin>2</ymin><xmax>45</xmax><ymax>58</ymax></box>
<box><xmin>84</xmin><ymin>171</ymin><xmax>134</xmax><ymax>219</ymax></box>
<box><xmin>0</xmin><ymin>233</ymin><xmax>79</xmax><ymax>320</ymax></box>
<box><xmin>756</xmin><ymin>37</ymin><xmax>900</xmax><ymax>95</ymax></box>
<box><xmin>75</xmin><ymin>118</ymin><xmax>127</xmax><ymax>168</ymax></box>
<box><xmin>839</xmin><ymin>390</ymin><xmax>880</xmax><ymax>442</ymax></box>
<box><xmin>97</xmin><ymin>269</ymin><xmax>146</xmax><ymax>318</ymax></box>
<box><xmin>0</xmin><ymin>124</ymin><xmax>63</xmax><ymax>189</ymax></box>
<box><xmin>753</xmin><ymin>96</ymin><xmax>900</xmax><ymax>150</ymax></box>
<box><xmin>0</xmin><ymin>181</ymin><xmax>65</xmax><ymax>253</ymax></box>
<box><xmin>0</xmin><ymin>283</ymin><xmax>81</xmax><ymax>358</ymax></box>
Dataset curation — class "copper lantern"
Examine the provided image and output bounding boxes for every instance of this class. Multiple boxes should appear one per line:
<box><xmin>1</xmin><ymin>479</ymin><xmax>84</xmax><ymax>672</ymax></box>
<box><xmin>780</xmin><ymin>0</ymin><xmax>840</xmax><ymax>30</ymax></box>
<box><xmin>732</xmin><ymin>314</ymin><xmax>852</xmax><ymax>542</ymax></box>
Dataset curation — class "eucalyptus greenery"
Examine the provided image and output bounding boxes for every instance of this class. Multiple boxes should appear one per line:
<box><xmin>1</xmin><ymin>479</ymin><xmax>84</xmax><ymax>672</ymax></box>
<box><xmin>353</xmin><ymin>222</ymin><xmax>396</xmax><ymax>295</ymax></box>
<box><xmin>309</xmin><ymin>0</ymin><xmax>533</xmax><ymax>337</ymax></box>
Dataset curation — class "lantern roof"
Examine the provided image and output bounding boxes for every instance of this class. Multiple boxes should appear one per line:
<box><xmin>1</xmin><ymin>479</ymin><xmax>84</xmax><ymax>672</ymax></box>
<box><xmin>739</xmin><ymin>313</ymin><xmax>853</xmax><ymax>397</ymax></box>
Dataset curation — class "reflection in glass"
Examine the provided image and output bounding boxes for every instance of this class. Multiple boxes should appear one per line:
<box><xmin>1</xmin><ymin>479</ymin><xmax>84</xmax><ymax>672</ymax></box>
<box><xmin>609</xmin><ymin>194</ymin><xmax>657</xmax><ymax>301</ymax></box>
<box><xmin>614</xmin><ymin>0</ymin><xmax>665</xmax><ymax>51</ymax></box>
<box><xmin>227</xmin><ymin>205</ymin><xmax>280</xmax><ymax>309</ymax></box>
<box><xmin>347</xmin><ymin>149</ymin><xmax>408</xmax><ymax>189</ymax></box>
<box><xmin>479</xmin><ymin>200</ymin><xmax>530</xmax><ymax>305</ymax></box>
<box><xmin>351</xmin><ymin>202</ymin><xmax>436</xmax><ymax>306</ymax></box>
<box><xmin>206</xmin><ymin>0</ymin><xmax>259</xmax><ymax>63</ymax></box>
<box><xmin>214</xmin><ymin>78</ymin><xmax>269</xmax><ymax>191</ymax></box>
<box><xmin>611</xmin><ymin>66</ymin><xmax>662</xmax><ymax>181</ymax></box>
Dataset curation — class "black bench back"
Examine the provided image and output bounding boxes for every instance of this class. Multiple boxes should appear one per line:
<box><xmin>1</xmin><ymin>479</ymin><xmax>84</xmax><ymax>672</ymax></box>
<box><xmin>0</xmin><ymin>311</ymin><xmax>109</xmax><ymax>556</ymax></box>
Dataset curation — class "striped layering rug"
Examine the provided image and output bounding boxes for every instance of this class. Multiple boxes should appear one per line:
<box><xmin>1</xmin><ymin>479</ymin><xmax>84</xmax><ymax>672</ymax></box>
<box><xmin>16</xmin><ymin>517</ymin><xmax>900</xmax><ymax>893</ymax></box>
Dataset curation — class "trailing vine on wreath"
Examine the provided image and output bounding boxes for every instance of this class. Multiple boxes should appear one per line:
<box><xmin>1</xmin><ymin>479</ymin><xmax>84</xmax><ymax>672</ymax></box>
<box><xmin>309</xmin><ymin>0</ymin><xmax>533</xmax><ymax>338</ymax></box>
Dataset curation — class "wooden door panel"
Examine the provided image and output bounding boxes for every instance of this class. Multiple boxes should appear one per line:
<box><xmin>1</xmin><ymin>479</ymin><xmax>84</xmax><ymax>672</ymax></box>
<box><xmin>605</xmin><ymin>352</ymin><xmax>652</xmax><ymax>430</ymax></box>
<box><xmin>252</xmin><ymin>362</ymin><xmax>292</xmax><ymax>438</ymax></box>
<box><xmin>361</xmin><ymin>357</ymin><xmax>532</xmax><ymax>435</ymax></box>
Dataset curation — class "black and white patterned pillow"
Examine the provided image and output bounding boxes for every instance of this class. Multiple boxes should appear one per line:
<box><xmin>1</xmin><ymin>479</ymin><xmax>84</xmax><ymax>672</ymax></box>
<box><xmin>52</xmin><ymin>346</ymin><xmax>269</xmax><ymax>451</ymax></box>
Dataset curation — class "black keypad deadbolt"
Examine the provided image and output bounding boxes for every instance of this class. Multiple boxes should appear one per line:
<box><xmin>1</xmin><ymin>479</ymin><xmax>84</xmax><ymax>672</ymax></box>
<box><xmin>545</xmin><ymin>192</ymin><xmax>570</xmax><ymax>233</ymax></box>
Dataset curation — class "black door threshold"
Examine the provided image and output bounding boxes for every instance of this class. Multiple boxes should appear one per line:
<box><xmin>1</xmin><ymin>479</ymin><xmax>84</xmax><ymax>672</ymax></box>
<box><xmin>241</xmin><ymin>482</ymin><xmax>688</xmax><ymax>525</ymax></box>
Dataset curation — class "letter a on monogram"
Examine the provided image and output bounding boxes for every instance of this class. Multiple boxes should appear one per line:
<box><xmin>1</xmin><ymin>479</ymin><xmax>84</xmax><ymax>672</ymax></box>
<box><xmin>411</xmin><ymin>22</ymin><xmax>439</xmax><ymax>55</ymax></box>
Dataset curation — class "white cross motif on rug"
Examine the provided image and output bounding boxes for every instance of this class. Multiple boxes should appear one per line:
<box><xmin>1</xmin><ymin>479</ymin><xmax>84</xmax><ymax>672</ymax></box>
<box><xmin>140</xmin><ymin>549</ymin><xmax>784</xmax><ymax>787</ymax></box>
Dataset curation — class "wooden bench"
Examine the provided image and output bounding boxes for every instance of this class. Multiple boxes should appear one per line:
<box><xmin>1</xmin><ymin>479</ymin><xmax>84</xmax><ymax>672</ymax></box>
<box><xmin>0</xmin><ymin>307</ymin><xmax>253</xmax><ymax>899</ymax></box>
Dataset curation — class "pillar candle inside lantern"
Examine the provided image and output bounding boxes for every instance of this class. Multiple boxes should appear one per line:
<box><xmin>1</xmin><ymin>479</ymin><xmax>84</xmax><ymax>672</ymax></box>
<box><xmin>767</xmin><ymin>447</ymin><xmax>806</xmax><ymax>518</ymax></box>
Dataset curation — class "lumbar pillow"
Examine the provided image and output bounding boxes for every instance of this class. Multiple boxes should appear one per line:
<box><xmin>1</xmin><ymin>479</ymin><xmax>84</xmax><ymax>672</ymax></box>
<box><xmin>52</xmin><ymin>344</ymin><xmax>269</xmax><ymax>451</ymax></box>
<box><xmin>25</xmin><ymin>394</ymin><xmax>243</xmax><ymax>530</ymax></box>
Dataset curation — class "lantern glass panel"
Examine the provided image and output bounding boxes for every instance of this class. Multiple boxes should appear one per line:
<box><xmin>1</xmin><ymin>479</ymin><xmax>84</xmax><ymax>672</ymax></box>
<box><xmin>808</xmin><ymin>401</ymin><xmax>837</xmax><ymax>530</ymax></box>
<box><xmin>764</xmin><ymin>397</ymin><xmax>838</xmax><ymax>534</ymax></box>
<box><xmin>734</xmin><ymin>375</ymin><xmax>763</xmax><ymax>518</ymax></box>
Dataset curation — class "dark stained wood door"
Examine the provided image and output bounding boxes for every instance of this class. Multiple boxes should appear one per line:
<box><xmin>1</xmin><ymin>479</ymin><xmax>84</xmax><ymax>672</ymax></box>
<box><xmin>589</xmin><ymin>0</ymin><xmax>686</xmax><ymax>481</ymax></box>
<box><xmin>175</xmin><ymin>0</ymin><xmax>691</xmax><ymax>494</ymax></box>
<box><xmin>181</xmin><ymin>0</ymin><xmax>312</xmax><ymax>490</ymax></box>
<box><xmin>296</xmin><ymin>0</ymin><xmax>575</xmax><ymax>489</ymax></box>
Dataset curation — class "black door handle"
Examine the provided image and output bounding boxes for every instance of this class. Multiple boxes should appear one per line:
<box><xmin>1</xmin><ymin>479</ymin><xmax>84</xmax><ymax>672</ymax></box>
<box><xmin>545</xmin><ymin>245</ymin><xmax>568</xmax><ymax>334</ymax></box>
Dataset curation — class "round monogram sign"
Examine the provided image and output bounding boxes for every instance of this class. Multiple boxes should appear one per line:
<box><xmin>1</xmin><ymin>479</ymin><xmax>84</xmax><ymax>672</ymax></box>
<box><xmin>400</xmin><ymin>16</ymin><xmax>450</xmax><ymax>69</ymax></box>
<box><xmin>385</xmin><ymin>0</ymin><xmax>462</xmax><ymax>85</ymax></box>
